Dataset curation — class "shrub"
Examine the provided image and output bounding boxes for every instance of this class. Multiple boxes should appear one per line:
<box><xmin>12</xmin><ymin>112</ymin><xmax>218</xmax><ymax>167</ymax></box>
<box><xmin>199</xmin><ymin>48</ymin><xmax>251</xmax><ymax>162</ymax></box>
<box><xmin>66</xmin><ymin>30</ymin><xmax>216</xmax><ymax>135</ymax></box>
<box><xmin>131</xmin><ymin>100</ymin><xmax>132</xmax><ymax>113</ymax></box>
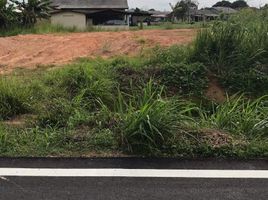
<box><xmin>160</xmin><ymin>62</ymin><xmax>208</xmax><ymax>95</ymax></box>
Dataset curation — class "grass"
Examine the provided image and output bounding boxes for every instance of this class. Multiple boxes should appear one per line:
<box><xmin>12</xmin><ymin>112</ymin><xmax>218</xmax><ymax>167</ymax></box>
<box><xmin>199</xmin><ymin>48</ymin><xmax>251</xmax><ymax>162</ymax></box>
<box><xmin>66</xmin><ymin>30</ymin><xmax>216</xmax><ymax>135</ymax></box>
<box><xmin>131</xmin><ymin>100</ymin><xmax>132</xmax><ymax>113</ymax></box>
<box><xmin>0</xmin><ymin>20</ymin><xmax>204</xmax><ymax>37</ymax></box>
<box><xmin>130</xmin><ymin>22</ymin><xmax>207</xmax><ymax>31</ymax></box>
<box><xmin>0</xmin><ymin>9</ymin><xmax>267</xmax><ymax>158</ymax></box>
<box><xmin>199</xmin><ymin>95</ymin><xmax>268</xmax><ymax>138</ymax></box>
<box><xmin>0</xmin><ymin>77</ymin><xmax>32</xmax><ymax>120</ymax></box>
<box><xmin>192</xmin><ymin>9</ymin><xmax>268</xmax><ymax>96</ymax></box>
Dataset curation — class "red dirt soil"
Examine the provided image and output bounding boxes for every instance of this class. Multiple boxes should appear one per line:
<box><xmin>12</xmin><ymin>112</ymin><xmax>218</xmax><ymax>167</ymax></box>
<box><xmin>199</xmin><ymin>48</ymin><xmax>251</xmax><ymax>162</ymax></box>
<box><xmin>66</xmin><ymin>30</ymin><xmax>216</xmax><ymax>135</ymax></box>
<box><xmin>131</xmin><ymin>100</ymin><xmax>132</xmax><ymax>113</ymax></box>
<box><xmin>0</xmin><ymin>29</ymin><xmax>196</xmax><ymax>74</ymax></box>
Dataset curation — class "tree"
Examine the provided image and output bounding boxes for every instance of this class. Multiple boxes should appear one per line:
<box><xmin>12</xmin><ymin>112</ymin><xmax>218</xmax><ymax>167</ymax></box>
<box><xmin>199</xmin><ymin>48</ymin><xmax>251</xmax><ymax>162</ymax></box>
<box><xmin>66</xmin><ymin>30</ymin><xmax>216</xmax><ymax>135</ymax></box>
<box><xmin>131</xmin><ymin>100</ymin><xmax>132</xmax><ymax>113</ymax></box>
<box><xmin>170</xmin><ymin>1</ymin><xmax>187</xmax><ymax>21</ymax></box>
<box><xmin>11</xmin><ymin>0</ymin><xmax>51</xmax><ymax>27</ymax></box>
<box><xmin>0</xmin><ymin>0</ymin><xmax>7</xmax><ymax>8</ymax></box>
<box><xmin>261</xmin><ymin>4</ymin><xmax>268</xmax><ymax>9</ymax></box>
<box><xmin>213</xmin><ymin>1</ymin><xmax>232</xmax><ymax>8</ymax></box>
<box><xmin>0</xmin><ymin>0</ymin><xmax>18</xmax><ymax>28</ymax></box>
<box><xmin>231</xmin><ymin>0</ymin><xmax>249</xmax><ymax>9</ymax></box>
<box><xmin>170</xmin><ymin>0</ymin><xmax>198</xmax><ymax>22</ymax></box>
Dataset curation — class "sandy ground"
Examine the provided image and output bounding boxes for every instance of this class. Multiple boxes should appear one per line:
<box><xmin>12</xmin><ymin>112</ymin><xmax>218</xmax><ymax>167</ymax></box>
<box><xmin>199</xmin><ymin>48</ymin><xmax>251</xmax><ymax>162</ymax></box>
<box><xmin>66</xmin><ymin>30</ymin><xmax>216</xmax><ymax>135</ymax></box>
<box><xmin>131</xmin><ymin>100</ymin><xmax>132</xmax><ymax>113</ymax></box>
<box><xmin>0</xmin><ymin>29</ymin><xmax>196</xmax><ymax>73</ymax></box>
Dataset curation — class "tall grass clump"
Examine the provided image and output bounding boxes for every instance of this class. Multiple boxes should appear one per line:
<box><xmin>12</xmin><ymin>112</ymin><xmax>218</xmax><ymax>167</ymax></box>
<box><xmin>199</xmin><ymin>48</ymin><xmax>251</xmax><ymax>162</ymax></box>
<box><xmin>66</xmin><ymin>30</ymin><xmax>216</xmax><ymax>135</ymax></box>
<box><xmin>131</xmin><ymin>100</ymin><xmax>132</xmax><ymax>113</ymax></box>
<box><xmin>109</xmin><ymin>81</ymin><xmax>196</xmax><ymax>155</ymax></box>
<box><xmin>0</xmin><ymin>77</ymin><xmax>31</xmax><ymax>120</ymax></box>
<box><xmin>199</xmin><ymin>95</ymin><xmax>268</xmax><ymax>138</ymax></box>
<box><xmin>148</xmin><ymin>45</ymin><xmax>192</xmax><ymax>66</ymax></box>
<box><xmin>44</xmin><ymin>63</ymin><xmax>115</xmax><ymax>106</ymax></box>
<box><xmin>0</xmin><ymin>124</ymin><xmax>11</xmax><ymax>153</ymax></box>
<box><xmin>36</xmin><ymin>62</ymin><xmax>115</xmax><ymax>127</ymax></box>
<box><xmin>192</xmin><ymin>9</ymin><xmax>268</xmax><ymax>95</ymax></box>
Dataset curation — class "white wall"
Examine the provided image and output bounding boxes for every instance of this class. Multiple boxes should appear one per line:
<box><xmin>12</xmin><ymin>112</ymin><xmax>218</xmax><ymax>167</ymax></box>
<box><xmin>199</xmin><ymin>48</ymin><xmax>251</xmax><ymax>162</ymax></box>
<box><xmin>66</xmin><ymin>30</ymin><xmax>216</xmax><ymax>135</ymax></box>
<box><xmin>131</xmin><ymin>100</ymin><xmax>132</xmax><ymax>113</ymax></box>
<box><xmin>51</xmin><ymin>12</ymin><xmax>86</xmax><ymax>29</ymax></box>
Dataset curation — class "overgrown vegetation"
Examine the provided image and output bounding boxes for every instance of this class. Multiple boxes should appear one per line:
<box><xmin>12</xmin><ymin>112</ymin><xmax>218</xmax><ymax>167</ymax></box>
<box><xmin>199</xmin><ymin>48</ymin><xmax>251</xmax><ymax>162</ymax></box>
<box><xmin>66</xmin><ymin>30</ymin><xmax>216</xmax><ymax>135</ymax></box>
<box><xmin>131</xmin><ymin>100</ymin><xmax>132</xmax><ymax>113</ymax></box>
<box><xmin>0</xmin><ymin>9</ymin><xmax>267</xmax><ymax>158</ymax></box>
<box><xmin>192</xmin><ymin>9</ymin><xmax>268</xmax><ymax>95</ymax></box>
<box><xmin>0</xmin><ymin>0</ymin><xmax>51</xmax><ymax>28</ymax></box>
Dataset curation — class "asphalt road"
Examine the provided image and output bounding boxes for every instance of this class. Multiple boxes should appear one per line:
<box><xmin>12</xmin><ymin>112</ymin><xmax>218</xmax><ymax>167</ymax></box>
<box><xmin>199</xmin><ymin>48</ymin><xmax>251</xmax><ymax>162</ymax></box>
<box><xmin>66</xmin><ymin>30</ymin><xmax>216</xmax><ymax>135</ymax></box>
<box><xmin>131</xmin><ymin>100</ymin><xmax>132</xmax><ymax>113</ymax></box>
<box><xmin>0</xmin><ymin>158</ymin><xmax>267</xmax><ymax>200</ymax></box>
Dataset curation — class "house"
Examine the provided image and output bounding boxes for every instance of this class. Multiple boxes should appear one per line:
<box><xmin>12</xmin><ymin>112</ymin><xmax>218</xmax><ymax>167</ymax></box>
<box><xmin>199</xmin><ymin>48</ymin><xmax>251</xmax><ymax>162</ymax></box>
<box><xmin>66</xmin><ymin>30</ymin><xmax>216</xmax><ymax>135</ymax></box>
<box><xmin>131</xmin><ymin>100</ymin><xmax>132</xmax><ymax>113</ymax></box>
<box><xmin>191</xmin><ymin>9</ymin><xmax>219</xmax><ymax>21</ymax></box>
<box><xmin>50</xmin><ymin>0</ymin><xmax>130</xmax><ymax>29</ymax></box>
<box><xmin>149</xmin><ymin>10</ymin><xmax>171</xmax><ymax>25</ymax></box>
<box><xmin>127</xmin><ymin>8</ymin><xmax>151</xmax><ymax>26</ymax></box>
<box><xmin>191</xmin><ymin>6</ymin><xmax>238</xmax><ymax>22</ymax></box>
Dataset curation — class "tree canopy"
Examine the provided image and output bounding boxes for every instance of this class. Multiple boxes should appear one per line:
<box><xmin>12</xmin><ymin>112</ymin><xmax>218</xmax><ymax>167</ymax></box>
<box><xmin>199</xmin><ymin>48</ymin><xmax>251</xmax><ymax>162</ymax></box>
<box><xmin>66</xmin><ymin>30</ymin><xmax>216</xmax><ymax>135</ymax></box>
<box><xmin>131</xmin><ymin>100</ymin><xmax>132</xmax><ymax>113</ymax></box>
<box><xmin>213</xmin><ymin>0</ymin><xmax>249</xmax><ymax>9</ymax></box>
<box><xmin>231</xmin><ymin>0</ymin><xmax>249</xmax><ymax>9</ymax></box>
<box><xmin>213</xmin><ymin>1</ymin><xmax>232</xmax><ymax>8</ymax></box>
<box><xmin>170</xmin><ymin>0</ymin><xmax>198</xmax><ymax>22</ymax></box>
<box><xmin>0</xmin><ymin>0</ymin><xmax>51</xmax><ymax>28</ymax></box>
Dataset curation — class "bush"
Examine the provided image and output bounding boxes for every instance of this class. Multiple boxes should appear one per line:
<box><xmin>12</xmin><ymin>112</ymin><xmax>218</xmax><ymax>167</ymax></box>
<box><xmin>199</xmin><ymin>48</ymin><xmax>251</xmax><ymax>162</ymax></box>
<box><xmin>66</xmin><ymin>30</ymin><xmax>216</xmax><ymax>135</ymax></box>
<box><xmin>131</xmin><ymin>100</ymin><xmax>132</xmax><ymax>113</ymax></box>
<box><xmin>160</xmin><ymin>62</ymin><xmax>208</xmax><ymax>95</ymax></box>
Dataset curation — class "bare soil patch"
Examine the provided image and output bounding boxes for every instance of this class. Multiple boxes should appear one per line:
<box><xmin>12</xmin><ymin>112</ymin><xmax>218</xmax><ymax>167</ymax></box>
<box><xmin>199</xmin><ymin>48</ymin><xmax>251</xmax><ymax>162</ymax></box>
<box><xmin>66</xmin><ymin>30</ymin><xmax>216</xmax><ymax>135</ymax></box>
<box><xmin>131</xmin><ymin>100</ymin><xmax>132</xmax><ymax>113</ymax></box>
<box><xmin>0</xmin><ymin>29</ymin><xmax>196</xmax><ymax>74</ymax></box>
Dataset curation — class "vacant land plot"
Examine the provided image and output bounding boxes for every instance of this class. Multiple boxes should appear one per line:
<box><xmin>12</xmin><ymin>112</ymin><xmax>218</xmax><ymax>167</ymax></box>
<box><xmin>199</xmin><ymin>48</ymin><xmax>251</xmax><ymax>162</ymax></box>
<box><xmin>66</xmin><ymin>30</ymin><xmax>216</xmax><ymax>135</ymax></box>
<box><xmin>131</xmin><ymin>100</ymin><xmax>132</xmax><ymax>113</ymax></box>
<box><xmin>0</xmin><ymin>29</ymin><xmax>196</xmax><ymax>73</ymax></box>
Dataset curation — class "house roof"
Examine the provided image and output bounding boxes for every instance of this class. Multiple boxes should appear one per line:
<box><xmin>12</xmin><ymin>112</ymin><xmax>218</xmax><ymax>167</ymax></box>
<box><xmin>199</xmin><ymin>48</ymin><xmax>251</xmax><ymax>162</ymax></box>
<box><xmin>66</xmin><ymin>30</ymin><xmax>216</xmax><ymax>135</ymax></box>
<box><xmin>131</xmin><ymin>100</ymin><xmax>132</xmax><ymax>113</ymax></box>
<box><xmin>51</xmin><ymin>0</ymin><xmax>129</xmax><ymax>9</ymax></box>
<box><xmin>51</xmin><ymin>9</ymin><xmax>129</xmax><ymax>15</ymax></box>
<box><xmin>212</xmin><ymin>7</ymin><xmax>238</xmax><ymax>14</ymax></box>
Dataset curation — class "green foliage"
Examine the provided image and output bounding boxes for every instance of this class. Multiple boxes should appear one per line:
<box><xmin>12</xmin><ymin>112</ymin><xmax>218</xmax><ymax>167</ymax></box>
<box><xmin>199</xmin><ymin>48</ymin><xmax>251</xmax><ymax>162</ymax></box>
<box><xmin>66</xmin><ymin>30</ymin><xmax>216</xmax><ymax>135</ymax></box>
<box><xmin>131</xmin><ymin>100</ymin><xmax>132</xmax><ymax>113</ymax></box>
<box><xmin>0</xmin><ymin>78</ymin><xmax>31</xmax><ymax>120</ymax></box>
<box><xmin>44</xmin><ymin>63</ymin><xmax>115</xmax><ymax>105</ymax></box>
<box><xmin>161</xmin><ymin>62</ymin><xmax>208</xmax><ymax>95</ymax></box>
<box><xmin>0</xmin><ymin>0</ymin><xmax>51</xmax><ymax>32</ymax></box>
<box><xmin>110</xmin><ymin>81</ymin><xmax>196</xmax><ymax>155</ymax></box>
<box><xmin>11</xmin><ymin>0</ymin><xmax>51</xmax><ymax>27</ymax></box>
<box><xmin>149</xmin><ymin>45</ymin><xmax>191</xmax><ymax>66</ymax></box>
<box><xmin>35</xmin><ymin>63</ymin><xmax>115</xmax><ymax>127</ymax></box>
<box><xmin>0</xmin><ymin>124</ymin><xmax>11</xmax><ymax>153</ymax></box>
<box><xmin>1</xmin><ymin>9</ymin><xmax>268</xmax><ymax>159</ymax></box>
<box><xmin>231</xmin><ymin>0</ymin><xmax>249</xmax><ymax>9</ymax></box>
<box><xmin>213</xmin><ymin>0</ymin><xmax>249</xmax><ymax>9</ymax></box>
<box><xmin>91</xmin><ymin>129</ymin><xmax>117</xmax><ymax>150</ymax></box>
<box><xmin>170</xmin><ymin>0</ymin><xmax>197</xmax><ymax>22</ymax></box>
<box><xmin>213</xmin><ymin>1</ymin><xmax>232</xmax><ymax>8</ymax></box>
<box><xmin>199</xmin><ymin>95</ymin><xmax>268</xmax><ymax>138</ymax></box>
<box><xmin>192</xmin><ymin>9</ymin><xmax>268</xmax><ymax>95</ymax></box>
<box><xmin>0</xmin><ymin>0</ymin><xmax>18</xmax><ymax>29</ymax></box>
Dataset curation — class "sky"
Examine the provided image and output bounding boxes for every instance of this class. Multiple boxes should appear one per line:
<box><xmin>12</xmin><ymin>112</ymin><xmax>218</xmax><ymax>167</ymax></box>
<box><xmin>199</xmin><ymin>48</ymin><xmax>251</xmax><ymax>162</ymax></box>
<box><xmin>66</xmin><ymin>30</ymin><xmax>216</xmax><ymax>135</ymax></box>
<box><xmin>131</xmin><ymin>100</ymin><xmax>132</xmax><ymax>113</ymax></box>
<box><xmin>128</xmin><ymin>0</ymin><xmax>268</xmax><ymax>10</ymax></box>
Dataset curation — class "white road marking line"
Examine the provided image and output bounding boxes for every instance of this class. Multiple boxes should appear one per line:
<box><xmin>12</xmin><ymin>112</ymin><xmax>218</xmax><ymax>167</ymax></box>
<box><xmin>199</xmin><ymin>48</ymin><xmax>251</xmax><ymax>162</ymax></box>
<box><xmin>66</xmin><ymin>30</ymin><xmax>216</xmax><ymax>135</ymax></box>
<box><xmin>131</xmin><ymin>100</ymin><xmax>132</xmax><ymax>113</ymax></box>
<box><xmin>0</xmin><ymin>168</ymin><xmax>268</xmax><ymax>178</ymax></box>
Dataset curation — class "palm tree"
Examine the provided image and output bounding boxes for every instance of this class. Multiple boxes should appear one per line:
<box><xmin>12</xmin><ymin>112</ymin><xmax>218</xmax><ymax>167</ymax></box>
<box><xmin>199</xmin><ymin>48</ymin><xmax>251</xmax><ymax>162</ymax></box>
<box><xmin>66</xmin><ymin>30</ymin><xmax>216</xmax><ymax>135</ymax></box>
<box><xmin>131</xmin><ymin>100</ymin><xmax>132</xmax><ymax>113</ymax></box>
<box><xmin>0</xmin><ymin>0</ymin><xmax>18</xmax><ymax>28</ymax></box>
<box><xmin>170</xmin><ymin>0</ymin><xmax>198</xmax><ymax>22</ymax></box>
<box><xmin>169</xmin><ymin>1</ymin><xmax>187</xmax><ymax>22</ymax></box>
<box><xmin>11</xmin><ymin>0</ymin><xmax>51</xmax><ymax>27</ymax></box>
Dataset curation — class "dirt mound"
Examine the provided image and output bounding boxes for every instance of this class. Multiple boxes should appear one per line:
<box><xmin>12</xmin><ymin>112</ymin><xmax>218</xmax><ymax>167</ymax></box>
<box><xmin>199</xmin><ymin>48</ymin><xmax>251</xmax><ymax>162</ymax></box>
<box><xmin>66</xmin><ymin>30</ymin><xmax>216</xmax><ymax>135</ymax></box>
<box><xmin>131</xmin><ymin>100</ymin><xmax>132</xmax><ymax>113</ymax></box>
<box><xmin>0</xmin><ymin>29</ymin><xmax>196</xmax><ymax>74</ymax></box>
<box><xmin>206</xmin><ymin>76</ymin><xmax>226</xmax><ymax>103</ymax></box>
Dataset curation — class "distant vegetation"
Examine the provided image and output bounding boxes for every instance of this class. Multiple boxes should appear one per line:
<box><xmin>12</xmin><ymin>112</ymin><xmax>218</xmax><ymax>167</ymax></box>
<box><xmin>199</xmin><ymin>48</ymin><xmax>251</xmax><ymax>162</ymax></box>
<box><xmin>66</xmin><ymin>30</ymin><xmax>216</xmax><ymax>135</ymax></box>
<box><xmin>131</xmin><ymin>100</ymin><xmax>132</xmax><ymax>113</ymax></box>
<box><xmin>213</xmin><ymin>0</ymin><xmax>249</xmax><ymax>9</ymax></box>
<box><xmin>0</xmin><ymin>0</ymin><xmax>51</xmax><ymax>36</ymax></box>
<box><xmin>0</xmin><ymin>9</ymin><xmax>267</xmax><ymax>157</ymax></box>
<box><xmin>0</xmin><ymin>20</ymin><xmax>204</xmax><ymax>37</ymax></box>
